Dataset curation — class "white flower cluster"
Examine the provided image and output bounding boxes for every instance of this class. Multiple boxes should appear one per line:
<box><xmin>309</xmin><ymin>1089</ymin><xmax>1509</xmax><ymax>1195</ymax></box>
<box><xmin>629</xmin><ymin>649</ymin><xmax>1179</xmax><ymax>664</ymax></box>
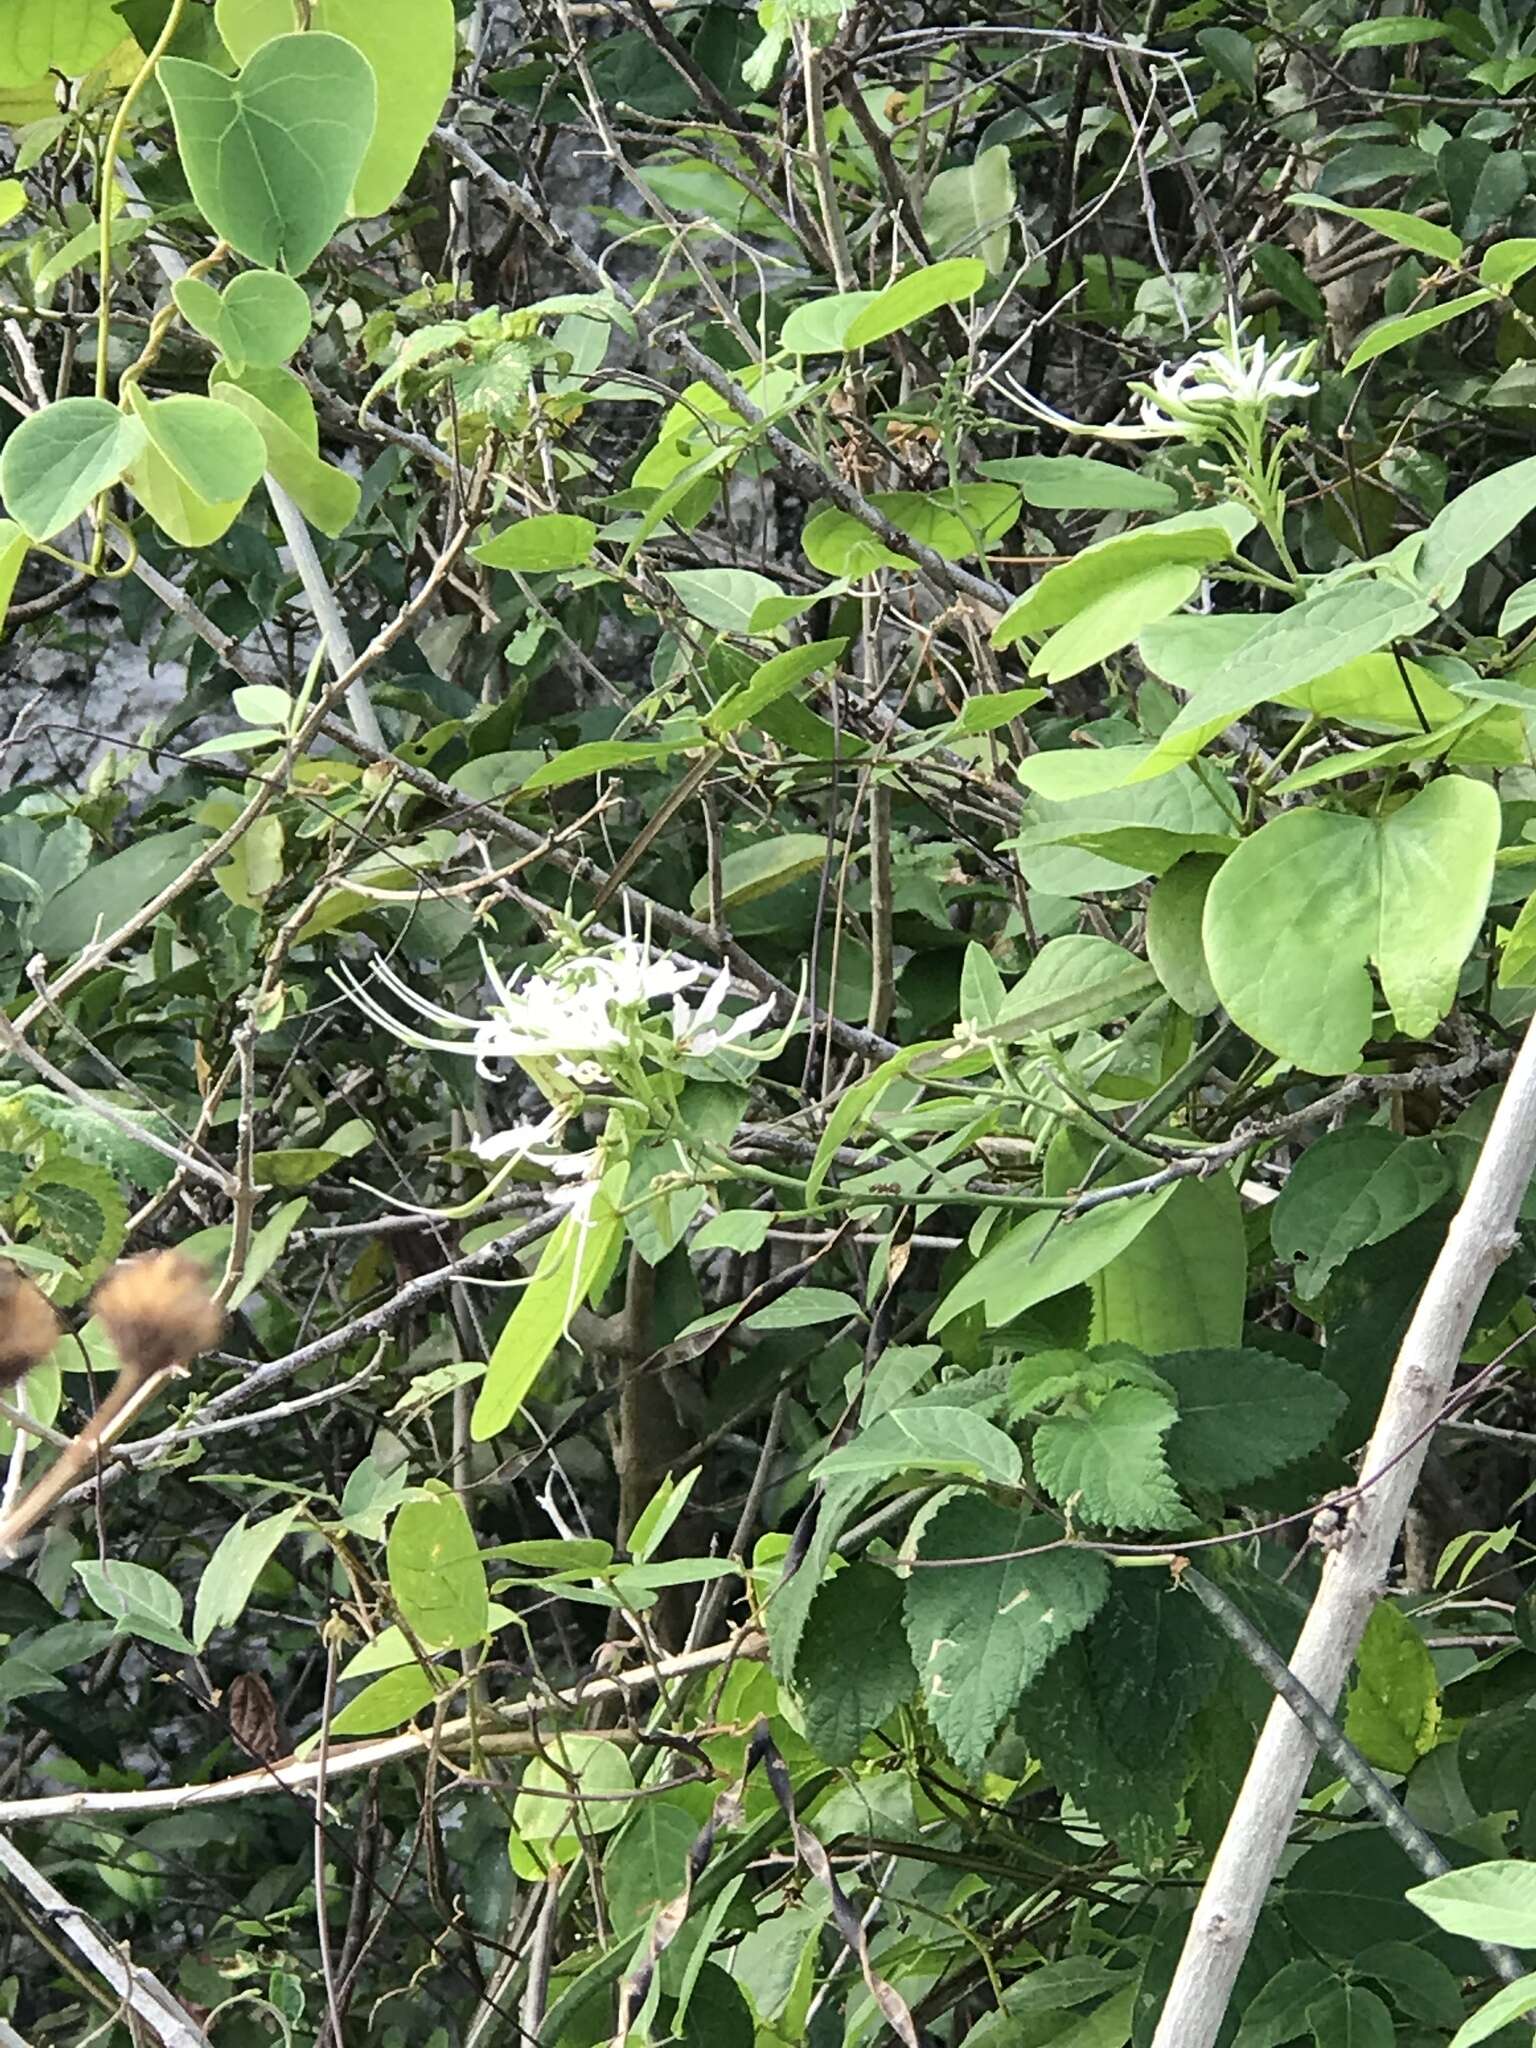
<box><xmin>1006</xmin><ymin>323</ymin><xmax>1317</xmax><ymax>444</ymax></box>
<box><xmin>344</xmin><ymin>934</ymin><xmax>779</xmax><ymax>1181</ymax></box>
<box><xmin>1137</xmin><ymin>332</ymin><xmax>1317</xmax><ymax>433</ymax></box>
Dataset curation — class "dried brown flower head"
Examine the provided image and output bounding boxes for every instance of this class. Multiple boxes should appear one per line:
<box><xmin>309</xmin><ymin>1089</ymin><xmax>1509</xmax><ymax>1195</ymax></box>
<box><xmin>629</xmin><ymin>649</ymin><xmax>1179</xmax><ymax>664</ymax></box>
<box><xmin>92</xmin><ymin>1252</ymin><xmax>223</xmax><ymax>1378</ymax></box>
<box><xmin>0</xmin><ymin>1263</ymin><xmax>61</xmax><ymax>1392</ymax></box>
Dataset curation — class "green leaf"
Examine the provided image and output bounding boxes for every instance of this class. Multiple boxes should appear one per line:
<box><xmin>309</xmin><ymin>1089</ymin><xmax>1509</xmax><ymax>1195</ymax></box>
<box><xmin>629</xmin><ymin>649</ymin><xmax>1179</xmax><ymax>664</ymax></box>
<box><xmin>1203</xmin><ymin>777</ymin><xmax>1499</xmax><ymax>1074</ymax></box>
<box><xmin>330</xmin><ymin>1664</ymin><xmax>445</xmax><ymax>1737</ymax></box>
<box><xmin>192</xmin><ymin>1508</ymin><xmax>301</xmax><ymax>1652</ymax></box>
<box><xmin>1354</xmin><ymin>1944</ymin><xmax>1463</xmax><ymax>2030</ymax></box>
<box><xmin>691</xmin><ymin>1210</ymin><xmax>772</xmax><ymax>1253</ymax></box>
<box><xmin>386</xmin><ymin>1486</ymin><xmax>490</xmax><ymax>1652</ymax></box>
<box><xmin>129</xmin><ymin>391</ymin><xmax>267</xmax><ymax>508</ymax></box>
<box><xmin>1302</xmin><ymin>1982</ymin><xmax>1394</xmax><ymax>2048</ymax></box>
<box><xmin>1482</xmin><ymin>238</ymin><xmax>1536</xmax><ymax>290</ymax></box>
<box><xmin>1014</xmin><ymin>761</ymin><xmax>1237</xmax><ymax>895</ymax></box>
<box><xmin>226</xmin><ymin>1195</ymin><xmax>307</xmax><ymax>1312</ymax></box>
<box><xmin>666</xmin><ymin>566</ymin><xmax>784</xmax><ymax>631</ymax></box>
<box><xmin>921</xmin><ymin>145</ymin><xmax>1014</xmax><ymax>276</ymax></box>
<box><xmin>1091</xmin><ymin>1172</ymin><xmax>1246</xmax><ymax>1353</ymax></box>
<box><xmin>0</xmin><ymin>520</ymin><xmax>30</xmax><ymax>639</ymax></box>
<box><xmin>159</xmin><ymin>34</ymin><xmax>377</xmax><ymax>274</ymax></box>
<box><xmin>1033</xmin><ymin>1385</ymin><xmax>1190</xmax><ymax>1530</ymax></box>
<box><xmin>215</xmin><ymin>0</ymin><xmax>455</xmax><ymax>216</ymax></box>
<box><xmin>0</xmin><ymin>0</ymin><xmax>122</xmax><ymax>84</ymax></box>
<box><xmin>704</xmin><ymin>637</ymin><xmax>845</xmax><ymax>737</ymax></box>
<box><xmin>1288</xmin><ymin>194</ymin><xmax>1462</xmax><ymax>264</ymax></box>
<box><xmin>691</xmin><ymin>832</ymin><xmax>828</xmax><ymax>913</ymax></box>
<box><xmin>816</xmin><ymin>1406</ymin><xmax>1023</xmax><ymax>1488</ymax></box>
<box><xmin>23</xmin><ymin>1158</ymin><xmax>126</xmax><ymax>1276</ymax></box>
<box><xmin>795</xmin><ymin>1560</ymin><xmax>917</xmax><ymax>1763</ymax></box>
<box><xmin>252</xmin><ymin>1115</ymin><xmax>372</xmax><ymax>1188</ymax></box>
<box><xmin>1271</xmin><ymin>1126</ymin><xmax>1452</xmax><ymax>1299</ymax></box>
<box><xmin>513</xmin><ymin>1734</ymin><xmax>633</xmax><ymax>1841</ymax></box>
<box><xmin>1147</xmin><ymin>855</ymin><xmax>1221</xmax><ymax>1015</ymax></box>
<box><xmin>519</xmin><ymin>738</ymin><xmax>688</xmax><ymax>795</ymax></box>
<box><xmin>214</xmin><ymin>380</ymin><xmax>360</xmax><ymax>535</ymax></box>
<box><xmin>173</xmin><ymin>269</ymin><xmax>312</xmax><ymax>368</ymax></box>
<box><xmin>779</xmin><ymin>290</ymin><xmax>882</xmax><ymax>354</ymax></box>
<box><xmin>1032</xmin><ymin>562</ymin><xmax>1203</xmax><ymax>683</ymax></box>
<box><xmin>745</xmin><ymin>1286</ymin><xmax>857</xmax><ymax>1330</ymax></box>
<box><xmin>1343</xmin><ymin>1601</ymin><xmax>1440</xmax><ymax>1775</ymax></box>
<box><xmin>1140</xmin><ymin>581</ymin><xmax>1438</xmax><ymax>774</ymax></box>
<box><xmin>1440</xmin><ymin>138</ymin><xmax>1527</xmax><ymax>242</ymax></box>
<box><xmin>903</xmin><ymin>1498</ymin><xmax>1108</xmax><ymax>1773</ymax></box>
<box><xmin>473</xmin><ymin>513</ymin><xmax>597</xmax><ymax>573</ymax></box>
<box><xmin>1198</xmin><ymin>25</ymin><xmax>1254</xmax><ymax>92</ymax></box>
<box><xmin>931</xmin><ymin>1187</ymin><xmax>1180</xmax><ymax>1332</ymax></box>
<box><xmin>1156</xmin><ymin>1348</ymin><xmax>1347</xmax><ymax>1491</ymax></box>
<box><xmin>1338</xmin><ymin>15</ymin><xmax>1445</xmax><ymax>47</ymax></box>
<box><xmin>800</xmin><ymin>506</ymin><xmax>912</xmax><ymax>577</ymax></box>
<box><xmin>1017</xmin><ymin>1582</ymin><xmax>1221</xmax><ymax>1865</ymax></box>
<box><xmin>841</xmin><ymin>258</ymin><xmax>987</xmax><ymax>348</ymax></box>
<box><xmin>1417</xmin><ymin>452</ymin><xmax>1536</xmax><ymax>606</ymax></box>
<box><xmin>1343</xmin><ymin>289</ymin><xmax>1497</xmax><ymax>373</ymax></box>
<box><xmin>1443</xmin><ymin>1971</ymin><xmax>1536</xmax><ymax>2047</ymax></box>
<box><xmin>74</xmin><ymin>1560</ymin><xmax>192</xmax><ymax>1655</ymax></box>
<box><xmin>0</xmin><ymin>398</ymin><xmax>147</xmax><ymax>543</ymax></box>
<box><xmin>1408</xmin><ymin>1862</ymin><xmax>1536</xmax><ymax>1948</ymax></box>
<box><xmin>626</xmin><ymin>1468</ymin><xmax>699</xmax><ymax>1565</ymax></box>
<box><xmin>977</xmin><ymin>454</ymin><xmax>1178</xmax><ymax>512</ymax></box>
<box><xmin>471</xmin><ymin>1164</ymin><xmax>626</xmax><ymax>1439</ymax></box>
<box><xmin>994</xmin><ymin>511</ymin><xmax>1249</xmax><ymax>653</ymax></box>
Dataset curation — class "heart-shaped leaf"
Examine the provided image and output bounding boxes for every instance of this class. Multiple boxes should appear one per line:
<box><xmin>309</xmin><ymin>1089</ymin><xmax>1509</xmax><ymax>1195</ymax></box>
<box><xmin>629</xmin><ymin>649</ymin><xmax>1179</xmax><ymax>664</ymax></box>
<box><xmin>132</xmin><ymin>392</ymin><xmax>267</xmax><ymax>506</ymax></box>
<box><xmin>215</xmin><ymin>0</ymin><xmax>455</xmax><ymax>216</ymax></box>
<box><xmin>0</xmin><ymin>397</ymin><xmax>147</xmax><ymax>541</ymax></box>
<box><xmin>0</xmin><ymin>0</ymin><xmax>122</xmax><ymax>87</ymax></box>
<box><xmin>173</xmin><ymin>270</ymin><xmax>312</xmax><ymax>367</ymax></box>
<box><xmin>159</xmin><ymin>33</ymin><xmax>377</xmax><ymax>274</ymax></box>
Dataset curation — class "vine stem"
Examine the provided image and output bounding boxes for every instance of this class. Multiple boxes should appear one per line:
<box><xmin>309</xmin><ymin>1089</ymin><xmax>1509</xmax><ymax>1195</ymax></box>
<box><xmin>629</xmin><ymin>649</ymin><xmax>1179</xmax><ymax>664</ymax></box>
<box><xmin>1150</xmin><ymin>1006</ymin><xmax>1536</xmax><ymax>2048</ymax></box>
<box><xmin>95</xmin><ymin>0</ymin><xmax>185</xmax><ymax>398</ymax></box>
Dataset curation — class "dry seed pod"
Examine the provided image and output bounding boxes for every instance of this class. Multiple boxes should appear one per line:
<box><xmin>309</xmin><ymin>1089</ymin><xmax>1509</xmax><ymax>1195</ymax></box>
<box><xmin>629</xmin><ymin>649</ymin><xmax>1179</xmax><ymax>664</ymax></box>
<box><xmin>91</xmin><ymin>1251</ymin><xmax>223</xmax><ymax>1377</ymax></box>
<box><xmin>0</xmin><ymin>1262</ymin><xmax>61</xmax><ymax>1393</ymax></box>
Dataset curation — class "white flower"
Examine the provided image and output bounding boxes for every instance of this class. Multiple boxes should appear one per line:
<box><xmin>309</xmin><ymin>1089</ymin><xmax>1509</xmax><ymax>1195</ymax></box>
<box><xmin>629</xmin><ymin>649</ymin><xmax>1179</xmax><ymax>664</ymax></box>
<box><xmin>471</xmin><ymin>1108</ymin><xmax>569</xmax><ymax>1167</ymax></box>
<box><xmin>1138</xmin><ymin>331</ymin><xmax>1317</xmax><ymax>430</ymax></box>
<box><xmin>1007</xmin><ymin>326</ymin><xmax>1317</xmax><ymax>446</ymax></box>
<box><xmin>671</xmin><ymin>964</ymin><xmax>777</xmax><ymax>1056</ymax></box>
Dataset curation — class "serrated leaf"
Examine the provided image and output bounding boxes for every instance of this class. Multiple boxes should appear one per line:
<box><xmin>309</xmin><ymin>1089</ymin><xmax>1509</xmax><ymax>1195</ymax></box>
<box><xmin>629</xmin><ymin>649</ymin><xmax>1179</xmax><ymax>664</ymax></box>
<box><xmin>1271</xmin><ymin>1125</ymin><xmax>1452</xmax><ymax>1300</ymax></box>
<box><xmin>795</xmin><ymin>1561</ymin><xmax>916</xmax><ymax>1763</ymax></box>
<box><xmin>1156</xmin><ymin>1348</ymin><xmax>1347</xmax><ymax>1492</ymax></box>
<box><xmin>1015</xmin><ymin>1630</ymin><xmax>1188</xmax><ymax>1866</ymax></box>
<box><xmin>1033</xmin><ymin>1385</ymin><xmax>1190</xmax><ymax>1531</ymax></box>
<box><xmin>21</xmin><ymin>1159</ymin><xmax>126</xmax><ymax>1277</ymax></box>
<box><xmin>903</xmin><ymin>1497</ymin><xmax>1109</xmax><ymax>1772</ymax></box>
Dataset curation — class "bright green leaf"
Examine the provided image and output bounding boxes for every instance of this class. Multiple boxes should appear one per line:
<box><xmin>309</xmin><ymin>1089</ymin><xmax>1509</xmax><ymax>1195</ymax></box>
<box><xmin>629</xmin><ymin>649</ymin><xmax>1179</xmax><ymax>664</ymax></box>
<box><xmin>1203</xmin><ymin>777</ymin><xmax>1499</xmax><ymax>1073</ymax></box>
<box><xmin>0</xmin><ymin>398</ymin><xmax>147</xmax><ymax>543</ymax></box>
<box><xmin>386</xmin><ymin>1486</ymin><xmax>489</xmax><ymax>1651</ymax></box>
<box><xmin>159</xmin><ymin>35</ymin><xmax>377</xmax><ymax>274</ymax></box>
